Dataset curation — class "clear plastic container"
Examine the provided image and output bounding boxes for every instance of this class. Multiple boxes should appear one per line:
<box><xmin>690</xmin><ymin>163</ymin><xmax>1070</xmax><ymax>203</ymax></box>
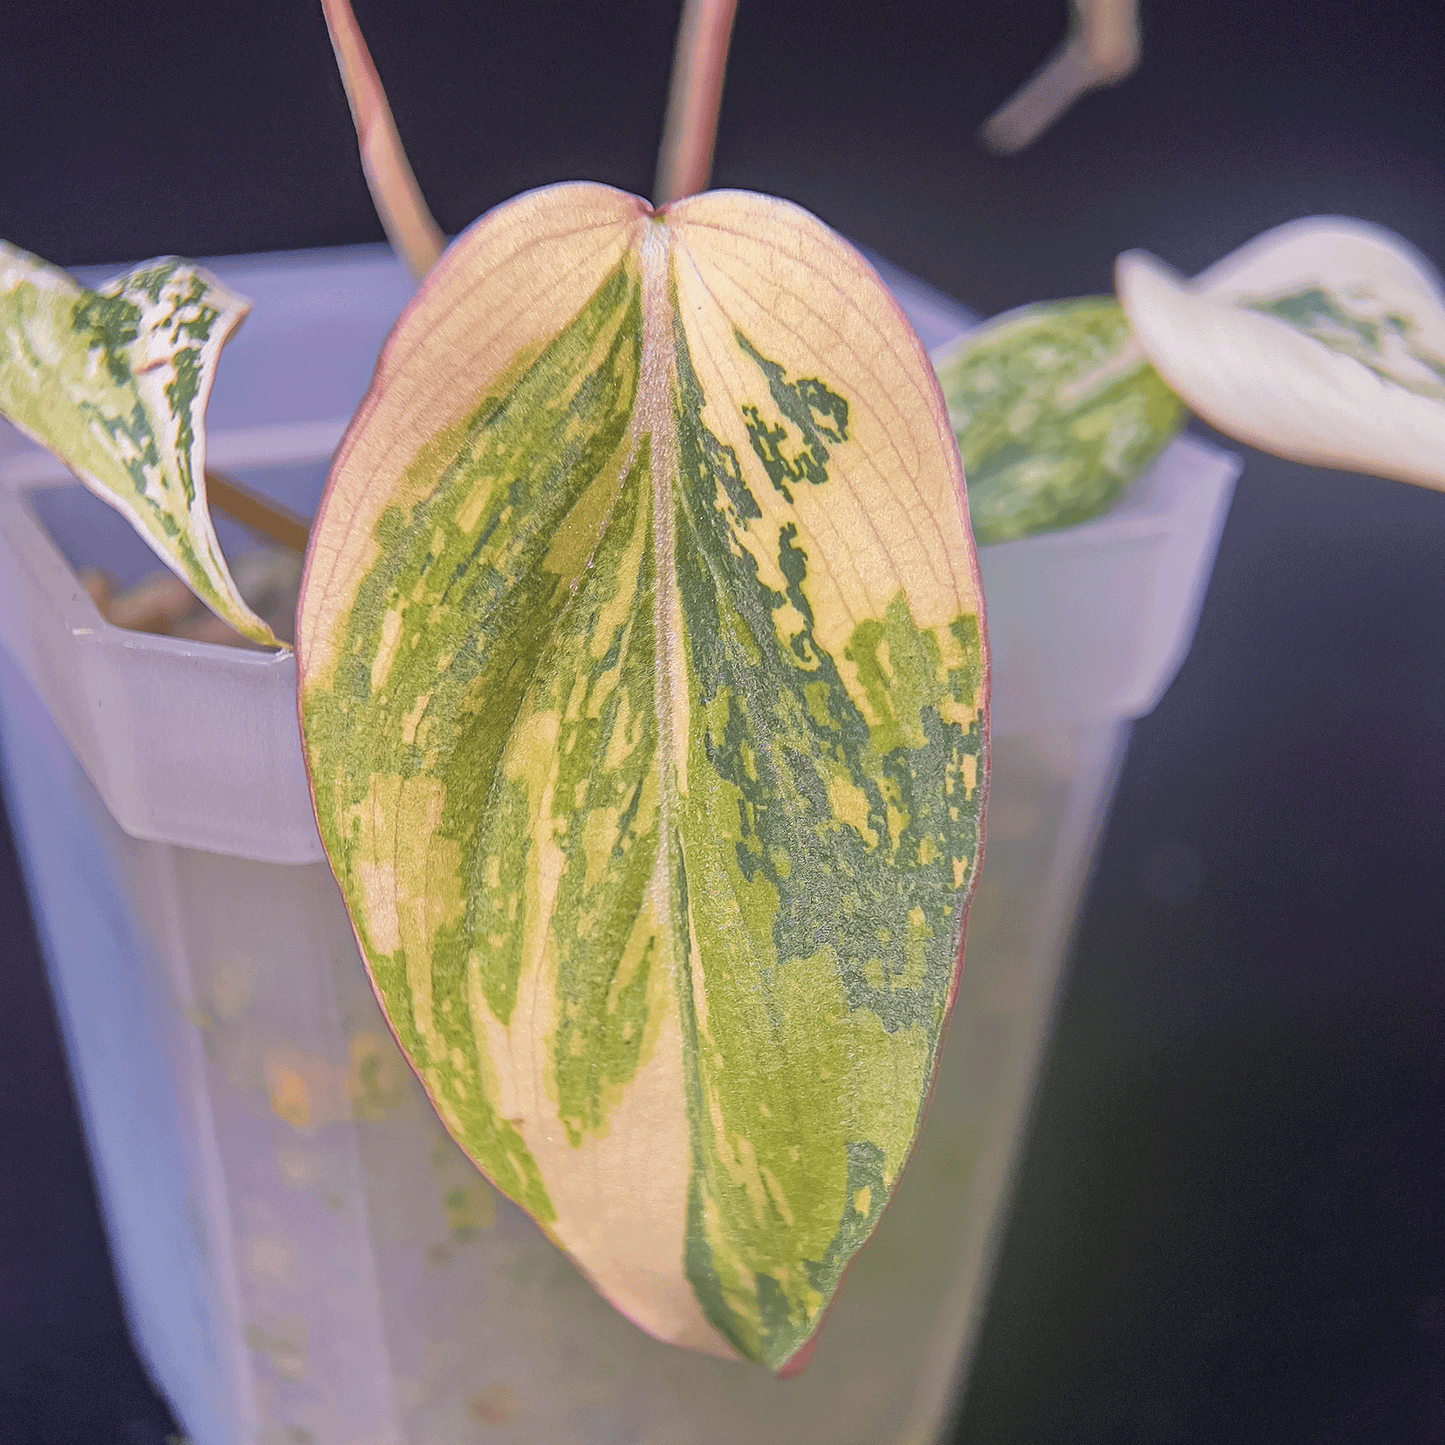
<box><xmin>0</xmin><ymin>244</ymin><xmax>1237</xmax><ymax>1445</ymax></box>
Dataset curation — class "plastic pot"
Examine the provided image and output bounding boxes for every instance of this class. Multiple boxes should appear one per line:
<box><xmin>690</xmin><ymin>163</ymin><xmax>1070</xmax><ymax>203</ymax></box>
<box><xmin>0</xmin><ymin>244</ymin><xmax>1236</xmax><ymax>1445</ymax></box>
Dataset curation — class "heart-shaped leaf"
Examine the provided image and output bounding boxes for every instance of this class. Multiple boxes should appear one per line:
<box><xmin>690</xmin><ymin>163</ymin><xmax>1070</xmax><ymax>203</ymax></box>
<box><xmin>0</xmin><ymin>243</ymin><xmax>278</xmax><ymax>645</ymax></box>
<box><xmin>933</xmin><ymin>297</ymin><xmax>1186</xmax><ymax>543</ymax></box>
<box><xmin>297</xmin><ymin>182</ymin><xmax>987</xmax><ymax>1369</ymax></box>
<box><xmin>1117</xmin><ymin>217</ymin><xmax>1445</xmax><ymax>490</ymax></box>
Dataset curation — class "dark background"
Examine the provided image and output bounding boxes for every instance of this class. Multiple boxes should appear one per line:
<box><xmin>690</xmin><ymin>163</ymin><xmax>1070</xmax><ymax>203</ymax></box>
<box><xmin>3</xmin><ymin>1</ymin><xmax>1444</xmax><ymax>1441</ymax></box>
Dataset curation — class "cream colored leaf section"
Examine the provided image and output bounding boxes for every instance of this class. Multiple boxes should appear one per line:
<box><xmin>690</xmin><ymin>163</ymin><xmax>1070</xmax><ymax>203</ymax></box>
<box><xmin>299</xmin><ymin>183</ymin><xmax>648</xmax><ymax>691</ymax></box>
<box><xmin>1117</xmin><ymin>217</ymin><xmax>1445</xmax><ymax>490</ymax></box>
<box><xmin>668</xmin><ymin>189</ymin><xmax>983</xmax><ymax>696</ymax></box>
<box><xmin>0</xmin><ymin>242</ymin><xmax>277</xmax><ymax>644</ymax></box>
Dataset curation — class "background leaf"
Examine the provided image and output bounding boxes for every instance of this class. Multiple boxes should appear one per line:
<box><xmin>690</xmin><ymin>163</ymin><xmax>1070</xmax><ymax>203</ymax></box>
<box><xmin>934</xmin><ymin>297</ymin><xmax>1186</xmax><ymax>543</ymax></box>
<box><xmin>0</xmin><ymin>242</ymin><xmax>278</xmax><ymax>646</ymax></box>
<box><xmin>297</xmin><ymin>182</ymin><xmax>987</xmax><ymax>1370</ymax></box>
<box><xmin>1117</xmin><ymin>217</ymin><xmax>1445</xmax><ymax>491</ymax></box>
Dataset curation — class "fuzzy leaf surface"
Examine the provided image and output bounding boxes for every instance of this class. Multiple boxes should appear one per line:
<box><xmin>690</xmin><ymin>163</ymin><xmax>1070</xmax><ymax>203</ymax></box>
<box><xmin>297</xmin><ymin>183</ymin><xmax>987</xmax><ymax>1370</ymax></box>
<box><xmin>934</xmin><ymin>297</ymin><xmax>1185</xmax><ymax>543</ymax></box>
<box><xmin>0</xmin><ymin>243</ymin><xmax>277</xmax><ymax>645</ymax></box>
<box><xmin>1117</xmin><ymin>217</ymin><xmax>1445</xmax><ymax>490</ymax></box>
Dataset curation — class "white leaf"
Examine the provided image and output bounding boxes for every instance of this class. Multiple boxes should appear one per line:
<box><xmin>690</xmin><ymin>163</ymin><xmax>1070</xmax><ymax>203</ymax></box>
<box><xmin>1116</xmin><ymin>217</ymin><xmax>1445</xmax><ymax>490</ymax></box>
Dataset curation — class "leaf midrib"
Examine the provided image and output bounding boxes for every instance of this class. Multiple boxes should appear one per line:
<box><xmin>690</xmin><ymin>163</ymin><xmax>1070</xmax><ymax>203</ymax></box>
<box><xmin>638</xmin><ymin>219</ymin><xmax>685</xmax><ymax>967</ymax></box>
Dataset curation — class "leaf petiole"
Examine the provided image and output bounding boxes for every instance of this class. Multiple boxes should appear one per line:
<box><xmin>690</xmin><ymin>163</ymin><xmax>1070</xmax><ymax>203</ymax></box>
<box><xmin>654</xmin><ymin>0</ymin><xmax>740</xmax><ymax>204</ymax></box>
<box><xmin>320</xmin><ymin>0</ymin><xmax>445</xmax><ymax>279</ymax></box>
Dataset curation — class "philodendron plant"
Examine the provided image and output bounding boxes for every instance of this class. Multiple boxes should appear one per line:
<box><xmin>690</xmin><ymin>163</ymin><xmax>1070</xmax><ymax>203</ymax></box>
<box><xmin>2</xmin><ymin>0</ymin><xmax>1444</xmax><ymax>1376</ymax></box>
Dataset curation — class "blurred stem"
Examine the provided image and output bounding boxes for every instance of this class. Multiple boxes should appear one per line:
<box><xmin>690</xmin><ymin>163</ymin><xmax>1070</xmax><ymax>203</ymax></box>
<box><xmin>207</xmin><ymin>472</ymin><xmax>310</xmax><ymax>555</ymax></box>
<box><xmin>654</xmin><ymin>0</ymin><xmax>740</xmax><ymax>204</ymax></box>
<box><xmin>320</xmin><ymin>0</ymin><xmax>445</xmax><ymax>278</ymax></box>
<box><xmin>980</xmin><ymin>0</ymin><xmax>1140</xmax><ymax>155</ymax></box>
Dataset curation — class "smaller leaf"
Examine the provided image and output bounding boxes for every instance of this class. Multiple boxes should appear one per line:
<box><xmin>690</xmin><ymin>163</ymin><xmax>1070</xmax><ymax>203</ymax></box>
<box><xmin>933</xmin><ymin>296</ymin><xmax>1186</xmax><ymax>544</ymax></box>
<box><xmin>0</xmin><ymin>242</ymin><xmax>278</xmax><ymax>646</ymax></box>
<box><xmin>1117</xmin><ymin>218</ymin><xmax>1445</xmax><ymax>491</ymax></box>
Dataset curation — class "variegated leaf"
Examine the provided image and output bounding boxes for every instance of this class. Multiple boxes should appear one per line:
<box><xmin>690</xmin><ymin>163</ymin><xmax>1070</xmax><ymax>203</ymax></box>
<box><xmin>1117</xmin><ymin>217</ymin><xmax>1445</xmax><ymax>490</ymax></box>
<box><xmin>0</xmin><ymin>242</ymin><xmax>278</xmax><ymax>645</ymax></box>
<box><xmin>297</xmin><ymin>183</ymin><xmax>987</xmax><ymax>1369</ymax></box>
<box><xmin>933</xmin><ymin>297</ymin><xmax>1185</xmax><ymax>543</ymax></box>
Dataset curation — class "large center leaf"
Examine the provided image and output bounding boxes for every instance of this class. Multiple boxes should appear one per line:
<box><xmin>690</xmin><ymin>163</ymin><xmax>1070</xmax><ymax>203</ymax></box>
<box><xmin>297</xmin><ymin>183</ymin><xmax>988</xmax><ymax>1371</ymax></box>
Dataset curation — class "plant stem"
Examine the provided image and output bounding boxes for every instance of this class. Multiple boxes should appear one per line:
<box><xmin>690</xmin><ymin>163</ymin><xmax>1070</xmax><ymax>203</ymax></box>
<box><xmin>653</xmin><ymin>0</ymin><xmax>740</xmax><ymax>205</ymax></box>
<box><xmin>320</xmin><ymin>0</ymin><xmax>445</xmax><ymax>279</ymax></box>
<box><xmin>980</xmin><ymin>0</ymin><xmax>1139</xmax><ymax>155</ymax></box>
<box><xmin>206</xmin><ymin>472</ymin><xmax>311</xmax><ymax>555</ymax></box>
